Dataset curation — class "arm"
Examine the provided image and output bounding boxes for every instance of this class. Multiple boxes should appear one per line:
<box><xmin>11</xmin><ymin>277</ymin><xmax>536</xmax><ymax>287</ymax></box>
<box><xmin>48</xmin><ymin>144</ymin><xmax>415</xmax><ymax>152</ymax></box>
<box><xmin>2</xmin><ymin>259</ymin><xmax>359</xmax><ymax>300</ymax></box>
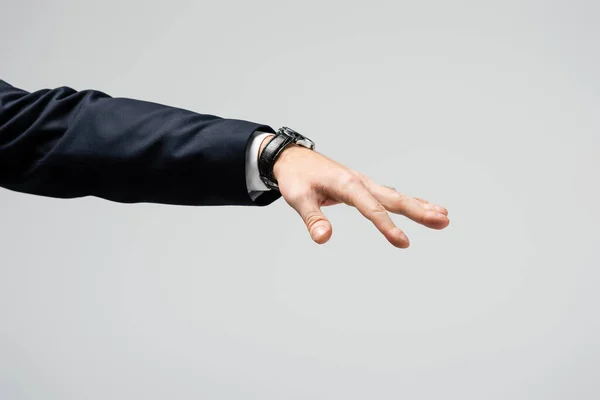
<box><xmin>0</xmin><ymin>79</ymin><xmax>281</xmax><ymax>206</ymax></box>
<box><xmin>0</xmin><ymin>79</ymin><xmax>450</xmax><ymax>248</ymax></box>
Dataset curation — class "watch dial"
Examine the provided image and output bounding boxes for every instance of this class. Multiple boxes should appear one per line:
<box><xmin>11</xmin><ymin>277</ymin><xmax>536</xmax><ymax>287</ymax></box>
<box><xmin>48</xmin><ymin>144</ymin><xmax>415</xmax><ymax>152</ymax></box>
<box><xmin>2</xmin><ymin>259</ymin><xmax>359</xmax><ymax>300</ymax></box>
<box><xmin>280</xmin><ymin>127</ymin><xmax>302</xmax><ymax>140</ymax></box>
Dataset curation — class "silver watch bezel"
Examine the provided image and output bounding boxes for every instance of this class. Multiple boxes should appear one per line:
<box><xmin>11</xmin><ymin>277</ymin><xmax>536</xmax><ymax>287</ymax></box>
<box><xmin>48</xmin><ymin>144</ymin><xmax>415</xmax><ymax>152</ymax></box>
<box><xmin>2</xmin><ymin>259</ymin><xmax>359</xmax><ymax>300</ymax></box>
<box><xmin>279</xmin><ymin>126</ymin><xmax>316</xmax><ymax>150</ymax></box>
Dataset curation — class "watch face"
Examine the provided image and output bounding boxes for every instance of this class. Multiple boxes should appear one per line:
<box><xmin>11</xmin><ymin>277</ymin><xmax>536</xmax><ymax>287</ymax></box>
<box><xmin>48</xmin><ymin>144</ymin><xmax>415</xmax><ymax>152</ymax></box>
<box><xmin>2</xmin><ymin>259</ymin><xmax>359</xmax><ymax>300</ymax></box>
<box><xmin>279</xmin><ymin>127</ymin><xmax>315</xmax><ymax>150</ymax></box>
<box><xmin>279</xmin><ymin>126</ymin><xmax>301</xmax><ymax>139</ymax></box>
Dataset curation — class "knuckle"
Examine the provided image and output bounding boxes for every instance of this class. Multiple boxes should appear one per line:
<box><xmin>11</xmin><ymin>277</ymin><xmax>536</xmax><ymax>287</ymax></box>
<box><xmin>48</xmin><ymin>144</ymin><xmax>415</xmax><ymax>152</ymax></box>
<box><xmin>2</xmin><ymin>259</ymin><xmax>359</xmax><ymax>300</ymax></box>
<box><xmin>393</xmin><ymin>191</ymin><xmax>407</xmax><ymax>204</ymax></box>
<box><xmin>305</xmin><ymin>210</ymin><xmax>324</xmax><ymax>228</ymax></box>
<box><xmin>338</xmin><ymin>172</ymin><xmax>361</xmax><ymax>187</ymax></box>
<box><xmin>371</xmin><ymin>203</ymin><xmax>387</xmax><ymax>215</ymax></box>
<box><xmin>350</xmin><ymin>170</ymin><xmax>364</xmax><ymax>180</ymax></box>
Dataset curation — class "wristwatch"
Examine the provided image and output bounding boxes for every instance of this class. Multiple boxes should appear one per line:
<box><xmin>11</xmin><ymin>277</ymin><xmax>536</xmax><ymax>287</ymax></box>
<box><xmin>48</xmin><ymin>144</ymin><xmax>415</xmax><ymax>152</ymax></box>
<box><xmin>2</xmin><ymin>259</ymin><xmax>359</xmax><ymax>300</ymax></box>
<box><xmin>258</xmin><ymin>126</ymin><xmax>315</xmax><ymax>190</ymax></box>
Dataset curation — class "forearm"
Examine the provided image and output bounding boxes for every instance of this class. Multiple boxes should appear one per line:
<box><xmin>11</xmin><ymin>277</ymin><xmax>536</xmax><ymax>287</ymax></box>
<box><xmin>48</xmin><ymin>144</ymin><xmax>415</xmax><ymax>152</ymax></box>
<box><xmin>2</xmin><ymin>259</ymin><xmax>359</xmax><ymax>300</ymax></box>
<box><xmin>0</xmin><ymin>80</ymin><xmax>279</xmax><ymax>206</ymax></box>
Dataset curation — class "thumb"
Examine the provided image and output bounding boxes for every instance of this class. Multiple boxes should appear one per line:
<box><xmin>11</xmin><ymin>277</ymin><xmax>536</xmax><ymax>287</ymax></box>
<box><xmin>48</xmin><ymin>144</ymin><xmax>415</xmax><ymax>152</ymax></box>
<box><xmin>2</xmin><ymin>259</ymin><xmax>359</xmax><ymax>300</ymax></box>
<box><xmin>294</xmin><ymin>199</ymin><xmax>333</xmax><ymax>244</ymax></box>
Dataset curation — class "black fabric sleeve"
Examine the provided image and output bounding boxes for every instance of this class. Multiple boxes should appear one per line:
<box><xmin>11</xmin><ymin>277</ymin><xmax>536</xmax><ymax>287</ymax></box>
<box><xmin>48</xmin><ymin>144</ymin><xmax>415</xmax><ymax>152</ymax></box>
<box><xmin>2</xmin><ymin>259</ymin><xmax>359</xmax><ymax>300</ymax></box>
<box><xmin>0</xmin><ymin>79</ymin><xmax>282</xmax><ymax>206</ymax></box>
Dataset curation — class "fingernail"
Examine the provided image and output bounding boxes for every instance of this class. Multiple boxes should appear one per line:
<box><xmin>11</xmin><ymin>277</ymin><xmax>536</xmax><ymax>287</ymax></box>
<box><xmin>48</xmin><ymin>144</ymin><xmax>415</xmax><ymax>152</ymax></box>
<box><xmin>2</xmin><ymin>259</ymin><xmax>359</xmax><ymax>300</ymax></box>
<box><xmin>314</xmin><ymin>226</ymin><xmax>327</xmax><ymax>238</ymax></box>
<box><xmin>434</xmin><ymin>205</ymin><xmax>446</xmax><ymax>213</ymax></box>
<box><xmin>436</xmin><ymin>212</ymin><xmax>447</xmax><ymax>218</ymax></box>
<box><xmin>397</xmin><ymin>229</ymin><xmax>409</xmax><ymax>242</ymax></box>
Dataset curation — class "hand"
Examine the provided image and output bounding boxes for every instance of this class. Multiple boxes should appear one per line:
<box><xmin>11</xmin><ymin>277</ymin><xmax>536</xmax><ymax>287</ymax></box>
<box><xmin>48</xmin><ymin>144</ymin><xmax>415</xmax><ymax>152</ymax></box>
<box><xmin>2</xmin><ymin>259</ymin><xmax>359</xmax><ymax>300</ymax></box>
<box><xmin>259</xmin><ymin>135</ymin><xmax>450</xmax><ymax>248</ymax></box>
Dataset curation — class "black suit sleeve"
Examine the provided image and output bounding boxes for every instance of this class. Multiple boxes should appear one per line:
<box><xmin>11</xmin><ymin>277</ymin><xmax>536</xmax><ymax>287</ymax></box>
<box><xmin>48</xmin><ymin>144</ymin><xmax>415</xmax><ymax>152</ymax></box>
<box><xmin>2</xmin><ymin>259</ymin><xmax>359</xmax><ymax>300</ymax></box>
<box><xmin>0</xmin><ymin>79</ymin><xmax>282</xmax><ymax>206</ymax></box>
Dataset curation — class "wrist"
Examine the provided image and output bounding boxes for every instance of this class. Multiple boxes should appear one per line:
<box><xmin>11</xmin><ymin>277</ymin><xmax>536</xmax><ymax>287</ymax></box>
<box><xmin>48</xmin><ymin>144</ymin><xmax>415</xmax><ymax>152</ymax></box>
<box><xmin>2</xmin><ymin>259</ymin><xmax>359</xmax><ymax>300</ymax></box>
<box><xmin>258</xmin><ymin>134</ymin><xmax>298</xmax><ymax>182</ymax></box>
<box><xmin>258</xmin><ymin>127</ymin><xmax>315</xmax><ymax>188</ymax></box>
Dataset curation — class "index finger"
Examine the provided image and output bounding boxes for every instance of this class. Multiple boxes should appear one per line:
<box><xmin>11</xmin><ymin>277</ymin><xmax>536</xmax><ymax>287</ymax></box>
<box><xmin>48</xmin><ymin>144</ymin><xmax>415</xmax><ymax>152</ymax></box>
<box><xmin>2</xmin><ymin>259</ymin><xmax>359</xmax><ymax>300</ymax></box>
<box><xmin>340</xmin><ymin>176</ymin><xmax>410</xmax><ymax>248</ymax></box>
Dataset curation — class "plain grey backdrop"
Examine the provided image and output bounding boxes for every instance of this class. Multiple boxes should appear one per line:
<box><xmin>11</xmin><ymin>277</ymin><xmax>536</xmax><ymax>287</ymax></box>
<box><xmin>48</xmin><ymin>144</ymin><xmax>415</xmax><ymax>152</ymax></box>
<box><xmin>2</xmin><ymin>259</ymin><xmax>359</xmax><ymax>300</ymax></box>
<box><xmin>1</xmin><ymin>0</ymin><xmax>599</xmax><ymax>399</ymax></box>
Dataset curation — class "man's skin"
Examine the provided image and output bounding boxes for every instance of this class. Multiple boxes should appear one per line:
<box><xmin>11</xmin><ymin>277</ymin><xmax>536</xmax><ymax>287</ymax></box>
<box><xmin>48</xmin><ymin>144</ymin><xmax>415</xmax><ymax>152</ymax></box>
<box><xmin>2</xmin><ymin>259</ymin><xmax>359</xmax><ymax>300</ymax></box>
<box><xmin>260</xmin><ymin>135</ymin><xmax>450</xmax><ymax>248</ymax></box>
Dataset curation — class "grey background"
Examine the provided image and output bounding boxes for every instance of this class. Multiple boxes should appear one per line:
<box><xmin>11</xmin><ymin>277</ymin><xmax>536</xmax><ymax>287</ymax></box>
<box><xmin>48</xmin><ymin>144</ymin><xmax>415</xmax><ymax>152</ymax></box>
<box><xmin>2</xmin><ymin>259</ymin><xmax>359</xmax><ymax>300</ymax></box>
<box><xmin>1</xmin><ymin>0</ymin><xmax>599</xmax><ymax>399</ymax></box>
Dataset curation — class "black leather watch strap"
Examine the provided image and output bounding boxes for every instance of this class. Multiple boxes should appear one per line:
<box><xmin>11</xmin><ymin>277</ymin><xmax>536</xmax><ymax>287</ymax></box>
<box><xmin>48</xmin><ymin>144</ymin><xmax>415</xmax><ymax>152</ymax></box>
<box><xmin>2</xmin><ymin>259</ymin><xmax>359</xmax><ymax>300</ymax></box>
<box><xmin>258</xmin><ymin>133</ymin><xmax>295</xmax><ymax>190</ymax></box>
